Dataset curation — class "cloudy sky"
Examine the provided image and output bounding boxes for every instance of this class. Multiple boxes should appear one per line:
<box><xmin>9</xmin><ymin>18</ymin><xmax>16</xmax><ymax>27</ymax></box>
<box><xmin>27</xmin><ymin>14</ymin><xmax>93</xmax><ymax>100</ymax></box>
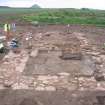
<box><xmin>0</xmin><ymin>0</ymin><xmax>105</xmax><ymax>10</ymax></box>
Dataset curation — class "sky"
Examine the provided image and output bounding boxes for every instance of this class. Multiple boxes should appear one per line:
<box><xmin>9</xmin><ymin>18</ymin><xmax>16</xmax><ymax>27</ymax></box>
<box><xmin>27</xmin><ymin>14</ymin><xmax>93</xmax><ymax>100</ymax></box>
<box><xmin>0</xmin><ymin>0</ymin><xmax>105</xmax><ymax>10</ymax></box>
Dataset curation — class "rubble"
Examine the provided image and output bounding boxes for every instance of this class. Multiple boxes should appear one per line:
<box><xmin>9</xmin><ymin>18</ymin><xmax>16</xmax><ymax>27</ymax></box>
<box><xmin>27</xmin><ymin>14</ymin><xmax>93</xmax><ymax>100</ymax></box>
<box><xmin>78</xmin><ymin>77</ymin><xmax>97</xmax><ymax>90</ymax></box>
<box><xmin>0</xmin><ymin>25</ymin><xmax>105</xmax><ymax>93</ymax></box>
<box><xmin>37</xmin><ymin>75</ymin><xmax>59</xmax><ymax>85</ymax></box>
<box><xmin>12</xmin><ymin>83</ymin><xmax>29</xmax><ymax>89</ymax></box>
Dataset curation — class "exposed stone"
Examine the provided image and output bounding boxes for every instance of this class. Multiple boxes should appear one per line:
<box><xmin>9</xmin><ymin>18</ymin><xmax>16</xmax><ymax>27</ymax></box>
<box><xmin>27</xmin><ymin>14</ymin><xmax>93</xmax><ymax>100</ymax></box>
<box><xmin>42</xmin><ymin>80</ymin><xmax>49</xmax><ymax>84</ymax></box>
<box><xmin>3</xmin><ymin>80</ymin><xmax>13</xmax><ymax>88</ymax></box>
<box><xmin>19</xmin><ymin>76</ymin><xmax>35</xmax><ymax>85</ymax></box>
<box><xmin>94</xmin><ymin>74</ymin><xmax>105</xmax><ymax>81</ymax></box>
<box><xmin>78</xmin><ymin>77</ymin><xmax>84</xmax><ymax>81</ymax></box>
<box><xmin>79</xmin><ymin>87</ymin><xmax>85</xmax><ymax>91</ymax></box>
<box><xmin>96</xmin><ymin>83</ymin><xmax>105</xmax><ymax>90</ymax></box>
<box><xmin>34</xmin><ymin>82</ymin><xmax>37</xmax><ymax>86</ymax></box>
<box><xmin>97</xmin><ymin>83</ymin><xmax>101</xmax><ymax>87</ymax></box>
<box><xmin>79</xmin><ymin>77</ymin><xmax>96</xmax><ymax>82</ymax></box>
<box><xmin>30</xmin><ymin>49</ymin><xmax>39</xmax><ymax>57</ymax></box>
<box><xmin>97</xmin><ymin>82</ymin><xmax>105</xmax><ymax>88</ymax></box>
<box><xmin>37</xmin><ymin>76</ymin><xmax>50</xmax><ymax>81</ymax></box>
<box><xmin>12</xmin><ymin>83</ymin><xmax>29</xmax><ymax>89</ymax></box>
<box><xmin>59</xmin><ymin>75</ymin><xmax>69</xmax><ymax>80</ymax></box>
<box><xmin>58</xmin><ymin>72</ymin><xmax>70</xmax><ymax>76</ymax></box>
<box><xmin>35</xmin><ymin>86</ymin><xmax>45</xmax><ymax>91</ymax></box>
<box><xmin>100</xmin><ymin>55</ymin><xmax>105</xmax><ymax>61</ymax></box>
<box><xmin>56</xmin><ymin>79</ymin><xmax>69</xmax><ymax>87</ymax></box>
<box><xmin>92</xmin><ymin>56</ymin><xmax>102</xmax><ymax>65</ymax></box>
<box><xmin>3</xmin><ymin>84</ymin><xmax>12</xmax><ymax>88</ymax></box>
<box><xmin>78</xmin><ymin>77</ymin><xmax>97</xmax><ymax>89</ymax></box>
<box><xmin>37</xmin><ymin>75</ymin><xmax>58</xmax><ymax>82</ymax></box>
<box><xmin>100</xmin><ymin>65</ymin><xmax>104</xmax><ymax>68</ymax></box>
<box><xmin>45</xmin><ymin>86</ymin><xmax>56</xmax><ymax>91</ymax></box>
<box><xmin>87</xmin><ymin>52</ymin><xmax>100</xmax><ymax>56</ymax></box>
<box><xmin>51</xmin><ymin>76</ymin><xmax>58</xmax><ymax>79</ymax></box>
<box><xmin>38</xmin><ymin>83</ymin><xmax>45</xmax><ymax>87</ymax></box>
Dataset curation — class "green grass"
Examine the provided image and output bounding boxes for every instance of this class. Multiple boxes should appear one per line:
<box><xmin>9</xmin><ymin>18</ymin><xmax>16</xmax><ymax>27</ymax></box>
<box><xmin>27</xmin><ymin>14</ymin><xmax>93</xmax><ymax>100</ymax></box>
<box><xmin>1</xmin><ymin>8</ymin><xmax>105</xmax><ymax>26</ymax></box>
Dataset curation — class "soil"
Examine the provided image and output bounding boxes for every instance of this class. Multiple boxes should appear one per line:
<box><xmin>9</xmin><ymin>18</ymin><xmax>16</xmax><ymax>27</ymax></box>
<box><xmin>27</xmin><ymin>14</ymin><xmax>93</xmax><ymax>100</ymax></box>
<box><xmin>0</xmin><ymin>24</ymin><xmax>105</xmax><ymax>105</ymax></box>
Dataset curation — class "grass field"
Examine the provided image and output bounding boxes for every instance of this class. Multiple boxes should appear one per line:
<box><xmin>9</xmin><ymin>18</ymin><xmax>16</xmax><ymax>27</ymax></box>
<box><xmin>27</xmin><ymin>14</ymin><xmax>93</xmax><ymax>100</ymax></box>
<box><xmin>0</xmin><ymin>8</ymin><xmax>105</xmax><ymax>26</ymax></box>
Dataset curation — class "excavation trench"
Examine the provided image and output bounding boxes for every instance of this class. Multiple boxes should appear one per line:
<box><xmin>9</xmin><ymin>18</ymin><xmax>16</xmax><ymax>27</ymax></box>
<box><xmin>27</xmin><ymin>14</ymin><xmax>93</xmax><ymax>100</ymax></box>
<box><xmin>23</xmin><ymin>32</ymin><xmax>96</xmax><ymax>77</ymax></box>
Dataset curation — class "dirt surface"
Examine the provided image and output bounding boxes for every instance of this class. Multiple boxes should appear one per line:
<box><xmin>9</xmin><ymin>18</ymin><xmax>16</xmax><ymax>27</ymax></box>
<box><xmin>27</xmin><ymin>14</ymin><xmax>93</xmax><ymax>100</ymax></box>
<box><xmin>0</xmin><ymin>90</ymin><xmax>105</xmax><ymax>105</ymax></box>
<box><xmin>0</xmin><ymin>25</ymin><xmax>105</xmax><ymax>105</ymax></box>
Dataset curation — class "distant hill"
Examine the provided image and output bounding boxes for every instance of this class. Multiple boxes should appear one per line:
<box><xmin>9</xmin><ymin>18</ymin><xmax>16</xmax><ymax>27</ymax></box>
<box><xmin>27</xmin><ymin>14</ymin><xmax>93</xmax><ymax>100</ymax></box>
<box><xmin>0</xmin><ymin>6</ymin><xmax>10</xmax><ymax>8</ymax></box>
<box><xmin>31</xmin><ymin>4</ymin><xmax>41</xmax><ymax>8</ymax></box>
